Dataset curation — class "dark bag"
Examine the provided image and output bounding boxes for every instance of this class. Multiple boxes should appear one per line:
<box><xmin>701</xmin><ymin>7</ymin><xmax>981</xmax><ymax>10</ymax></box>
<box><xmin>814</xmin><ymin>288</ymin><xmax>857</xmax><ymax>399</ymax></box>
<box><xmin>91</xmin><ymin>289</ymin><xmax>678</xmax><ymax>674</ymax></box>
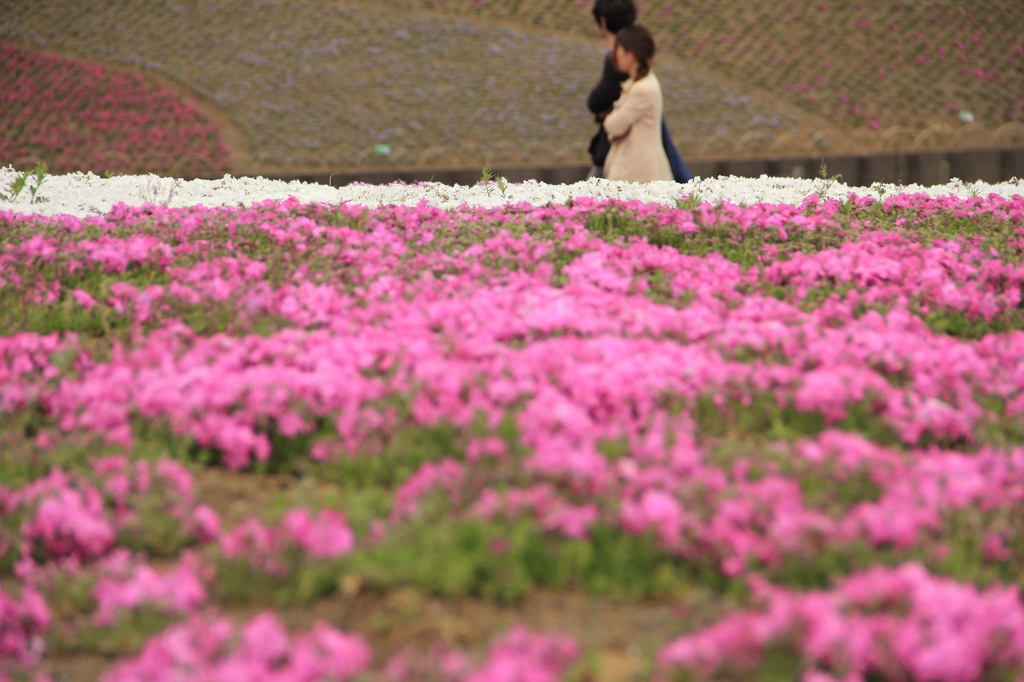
<box><xmin>589</xmin><ymin>125</ymin><xmax>611</xmax><ymax>167</ymax></box>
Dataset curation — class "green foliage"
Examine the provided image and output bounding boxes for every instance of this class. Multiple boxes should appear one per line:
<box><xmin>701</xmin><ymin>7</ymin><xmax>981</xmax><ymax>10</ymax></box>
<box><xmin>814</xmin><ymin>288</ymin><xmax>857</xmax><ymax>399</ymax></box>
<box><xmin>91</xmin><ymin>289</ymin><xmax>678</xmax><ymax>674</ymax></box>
<box><xmin>765</xmin><ymin>510</ymin><xmax>1024</xmax><ymax>591</ymax></box>
<box><xmin>0</xmin><ymin>507</ymin><xmax>26</xmax><ymax>575</ymax></box>
<box><xmin>265</xmin><ymin>479</ymin><xmax>393</xmax><ymax>538</ymax></box>
<box><xmin>690</xmin><ymin>389</ymin><xmax>1007</xmax><ymax>451</ymax></box>
<box><xmin>479</xmin><ymin>165</ymin><xmax>509</xmax><ymax>199</ymax></box>
<box><xmin>768</xmin><ymin>540</ymin><xmax>903</xmax><ymax>590</ymax></box>
<box><xmin>675</xmin><ymin>195</ymin><xmax>705</xmax><ymax>211</ymax></box>
<box><xmin>348</xmin><ymin>515</ymin><xmax>741</xmax><ymax>605</ymax></box>
<box><xmin>596</xmin><ymin>436</ymin><xmax>631</xmax><ymax>462</ymax></box>
<box><xmin>811</xmin><ymin>159</ymin><xmax>843</xmax><ymax>198</ymax></box>
<box><xmin>923</xmin><ymin>308</ymin><xmax>1024</xmax><ymax>339</ymax></box>
<box><xmin>974</xmin><ymin>396</ymin><xmax>1024</xmax><ymax>448</ymax></box>
<box><xmin>0</xmin><ymin>360</ymin><xmax>135</xmax><ymax>486</ymax></box>
<box><xmin>214</xmin><ymin>551</ymin><xmax>346</xmax><ymax>606</ymax></box>
<box><xmin>643</xmin><ymin>268</ymin><xmax>695</xmax><ymax>306</ymax></box>
<box><xmin>0</xmin><ymin>162</ymin><xmax>49</xmax><ymax>204</ymax></box>
<box><xmin>931</xmin><ymin>509</ymin><xmax>1024</xmax><ymax>588</ymax></box>
<box><xmin>51</xmin><ymin>608</ymin><xmax>176</xmax><ymax>657</ymax></box>
<box><xmin>691</xmin><ymin>393</ymin><xmax>828</xmax><ymax>443</ymax></box>
<box><xmin>307</xmin><ymin>411</ymin><xmax>526</xmax><ymax>491</ymax></box>
<box><xmin>115</xmin><ymin>504</ymin><xmax>201</xmax><ymax>559</ymax></box>
<box><xmin>0</xmin><ymin>431</ymin><xmax>118</xmax><ymax>491</ymax></box>
<box><xmin>313</xmin><ymin>420</ymin><xmax>464</xmax><ymax>488</ymax></box>
<box><xmin>799</xmin><ymin>467</ymin><xmax>883</xmax><ymax>511</ymax></box>
<box><xmin>37</xmin><ymin>571</ymin><xmax>98</xmax><ymax>625</ymax></box>
<box><xmin>134</xmin><ymin>409</ymin><xmax>467</xmax><ymax>485</ymax></box>
<box><xmin>583</xmin><ymin>206</ymin><xmax>847</xmax><ymax>269</ymax></box>
<box><xmin>12</xmin><ymin>569</ymin><xmax>175</xmax><ymax>660</ymax></box>
<box><xmin>0</xmin><ymin>258</ymin><xmax>172</xmax><ymax>336</ymax></box>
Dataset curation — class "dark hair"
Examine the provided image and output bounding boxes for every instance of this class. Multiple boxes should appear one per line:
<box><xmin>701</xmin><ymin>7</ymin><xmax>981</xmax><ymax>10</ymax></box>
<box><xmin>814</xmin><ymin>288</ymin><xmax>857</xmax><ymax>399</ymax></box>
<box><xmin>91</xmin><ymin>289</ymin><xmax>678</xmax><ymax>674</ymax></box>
<box><xmin>615</xmin><ymin>24</ymin><xmax>656</xmax><ymax>79</ymax></box>
<box><xmin>591</xmin><ymin>0</ymin><xmax>636</xmax><ymax>34</ymax></box>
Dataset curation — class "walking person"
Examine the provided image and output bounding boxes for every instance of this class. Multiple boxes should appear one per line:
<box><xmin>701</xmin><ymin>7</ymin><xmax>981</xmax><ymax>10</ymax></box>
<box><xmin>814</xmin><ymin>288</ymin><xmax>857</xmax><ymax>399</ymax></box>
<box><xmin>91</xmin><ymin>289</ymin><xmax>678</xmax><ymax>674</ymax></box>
<box><xmin>586</xmin><ymin>0</ymin><xmax>692</xmax><ymax>182</ymax></box>
<box><xmin>586</xmin><ymin>0</ymin><xmax>633</xmax><ymax>178</ymax></box>
<box><xmin>602</xmin><ymin>24</ymin><xmax>673</xmax><ymax>183</ymax></box>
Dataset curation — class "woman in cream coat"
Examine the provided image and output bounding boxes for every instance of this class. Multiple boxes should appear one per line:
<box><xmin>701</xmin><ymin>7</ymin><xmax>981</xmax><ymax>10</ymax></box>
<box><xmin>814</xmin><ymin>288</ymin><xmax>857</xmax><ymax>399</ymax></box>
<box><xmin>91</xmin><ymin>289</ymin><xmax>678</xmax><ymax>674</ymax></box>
<box><xmin>602</xmin><ymin>24</ymin><xmax>673</xmax><ymax>183</ymax></box>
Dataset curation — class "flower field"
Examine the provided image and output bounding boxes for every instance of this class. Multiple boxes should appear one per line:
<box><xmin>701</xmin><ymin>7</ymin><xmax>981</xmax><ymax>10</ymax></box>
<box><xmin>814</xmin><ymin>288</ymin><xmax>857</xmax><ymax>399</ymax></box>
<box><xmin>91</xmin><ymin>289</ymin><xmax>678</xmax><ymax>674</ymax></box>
<box><xmin>2</xmin><ymin>179</ymin><xmax>1024</xmax><ymax>681</ymax></box>
<box><xmin>0</xmin><ymin>45</ymin><xmax>230</xmax><ymax>177</ymax></box>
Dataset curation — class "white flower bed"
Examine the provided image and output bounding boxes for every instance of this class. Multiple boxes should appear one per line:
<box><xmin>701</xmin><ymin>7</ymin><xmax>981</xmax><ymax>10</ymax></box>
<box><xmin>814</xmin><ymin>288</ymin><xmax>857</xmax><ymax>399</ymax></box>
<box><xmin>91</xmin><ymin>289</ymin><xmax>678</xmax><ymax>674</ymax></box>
<box><xmin>1</xmin><ymin>167</ymin><xmax>1022</xmax><ymax>218</ymax></box>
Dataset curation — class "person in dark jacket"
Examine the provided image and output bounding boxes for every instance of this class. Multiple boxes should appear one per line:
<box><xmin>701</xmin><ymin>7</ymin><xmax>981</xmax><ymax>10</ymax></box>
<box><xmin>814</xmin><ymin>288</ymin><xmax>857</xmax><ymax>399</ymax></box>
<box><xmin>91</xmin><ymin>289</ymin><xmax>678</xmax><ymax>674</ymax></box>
<box><xmin>587</xmin><ymin>0</ymin><xmax>692</xmax><ymax>182</ymax></box>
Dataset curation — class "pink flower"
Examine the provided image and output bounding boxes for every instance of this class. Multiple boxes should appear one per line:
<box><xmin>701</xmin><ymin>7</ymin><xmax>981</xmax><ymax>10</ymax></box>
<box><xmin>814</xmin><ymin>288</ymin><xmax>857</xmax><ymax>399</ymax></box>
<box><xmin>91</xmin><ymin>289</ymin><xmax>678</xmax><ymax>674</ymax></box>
<box><xmin>391</xmin><ymin>459</ymin><xmax>465</xmax><ymax>521</ymax></box>
<box><xmin>540</xmin><ymin>503</ymin><xmax>598</xmax><ymax>540</ymax></box>
<box><xmin>0</xmin><ymin>585</ymin><xmax>50</xmax><ymax>665</ymax></box>
<box><xmin>466</xmin><ymin>626</ymin><xmax>579</xmax><ymax>682</ymax></box>
<box><xmin>620</xmin><ymin>489</ymin><xmax>688</xmax><ymax>547</ymax></box>
<box><xmin>92</xmin><ymin>552</ymin><xmax>208</xmax><ymax>626</ymax></box>
<box><xmin>101</xmin><ymin>613</ymin><xmax>369</xmax><ymax>682</ymax></box>
<box><xmin>71</xmin><ymin>288</ymin><xmax>97</xmax><ymax>309</ymax></box>
<box><xmin>303</xmin><ymin>621</ymin><xmax>372</xmax><ymax>679</ymax></box>
<box><xmin>281</xmin><ymin>508</ymin><xmax>355</xmax><ymax>559</ymax></box>
<box><xmin>239</xmin><ymin>612</ymin><xmax>290</xmax><ymax>664</ymax></box>
<box><xmin>219</xmin><ymin>518</ymin><xmax>273</xmax><ymax>558</ymax></box>
<box><xmin>23</xmin><ymin>487</ymin><xmax>116</xmax><ymax>562</ymax></box>
<box><xmin>660</xmin><ymin>563</ymin><xmax>1024</xmax><ymax>679</ymax></box>
<box><xmin>188</xmin><ymin>505</ymin><xmax>221</xmax><ymax>542</ymax></box>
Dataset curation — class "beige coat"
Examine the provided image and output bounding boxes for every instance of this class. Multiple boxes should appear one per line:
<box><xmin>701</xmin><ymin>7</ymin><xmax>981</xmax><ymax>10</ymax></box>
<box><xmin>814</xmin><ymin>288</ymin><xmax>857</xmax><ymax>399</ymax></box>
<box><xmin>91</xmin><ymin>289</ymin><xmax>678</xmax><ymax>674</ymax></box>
<box><xmin>602</xmin><ymin>72</ymin><xmax>673</xmax><ymax>183</ymax></box>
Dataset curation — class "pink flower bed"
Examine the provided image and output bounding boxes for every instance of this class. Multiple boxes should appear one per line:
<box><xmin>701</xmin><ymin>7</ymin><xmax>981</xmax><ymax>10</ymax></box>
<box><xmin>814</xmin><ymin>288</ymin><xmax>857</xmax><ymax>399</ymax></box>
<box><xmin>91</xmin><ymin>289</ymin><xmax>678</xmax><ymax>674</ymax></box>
<box><xmin>101</xmin><ymin>612</ymin><xmax>371</xmax><ymax>682</ymax></box>
<box><xmin>660</xmin><ymin>563</ymin><xmax>1024</xmax><ymax>681</ymax></box>
<box><xmin>2</xmin><ymin>190</ymin><xmax>1024</xmax><ymax>679</ymax></box>
<box><xmin>0</xmin><ymin>44</ymin><xmax>230</xmax><ymax>176</ymax></box>
<box><xmin>2</xmin><ymin>457</ymin><xmax>217</xmax><ymax>572</ymax></box>
<box><xmin>0</xmin><ymin>585</ymin><xmax>49</xmax><ymax>666</ymax></box>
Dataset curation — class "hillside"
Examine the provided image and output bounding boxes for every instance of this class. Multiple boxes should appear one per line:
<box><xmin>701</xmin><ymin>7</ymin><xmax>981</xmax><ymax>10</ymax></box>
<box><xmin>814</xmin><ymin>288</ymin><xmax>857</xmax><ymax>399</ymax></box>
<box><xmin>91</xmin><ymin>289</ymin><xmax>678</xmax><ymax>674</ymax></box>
<box><xmin>2</xmin><ymin>0</ymin><xmax>1022</xmax><ymax>174</ymax></box>
<box><xmin>406</xmin><ymin>0</ymin><xmax>1024</xmax><ymax>139</ymax></box>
